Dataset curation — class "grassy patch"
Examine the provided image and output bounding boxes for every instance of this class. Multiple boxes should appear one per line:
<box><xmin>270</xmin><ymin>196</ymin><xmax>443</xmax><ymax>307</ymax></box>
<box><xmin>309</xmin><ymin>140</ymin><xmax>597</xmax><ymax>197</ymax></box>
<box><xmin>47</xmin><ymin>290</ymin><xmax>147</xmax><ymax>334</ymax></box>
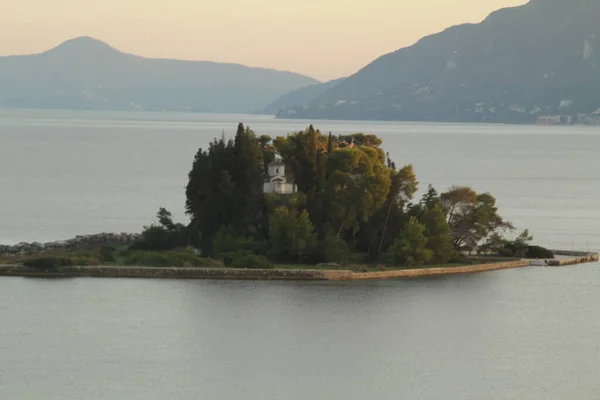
<box><xmin>2</xmin><ymin>246</ymin><xmax>218</xmax><ymax>269</ymax></box>
<box><xmin>122</xmin><ymin>249</ymin><xmax>214</xmax><ymax>268</ymax></box>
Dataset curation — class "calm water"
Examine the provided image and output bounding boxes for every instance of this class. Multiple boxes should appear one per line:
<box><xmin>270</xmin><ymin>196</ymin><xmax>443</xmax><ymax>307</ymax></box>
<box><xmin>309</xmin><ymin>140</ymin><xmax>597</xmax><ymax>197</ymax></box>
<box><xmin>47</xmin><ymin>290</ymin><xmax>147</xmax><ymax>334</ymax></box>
<box><xmin>1</xmin><ymin>109</ymin><xmax>600</xmax><ymax>250</ymax></box>
<box><xmin>1</xmin><ymin>269</ymin><xmax>600</xmax><ymax>399</ymax></box>
<box><xmin>1</xmin><ymin>110</ymin><xmax>600</xmax><ymax>399</ymax></box>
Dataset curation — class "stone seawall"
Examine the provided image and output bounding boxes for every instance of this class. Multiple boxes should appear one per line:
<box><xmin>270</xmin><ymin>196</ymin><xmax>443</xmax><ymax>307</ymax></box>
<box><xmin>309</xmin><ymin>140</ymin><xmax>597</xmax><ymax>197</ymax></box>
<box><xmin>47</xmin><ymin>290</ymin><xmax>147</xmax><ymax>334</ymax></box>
<box><xmin>324</xmin><ymin>260</ymin><xmax>530</xmax><ymax>280</ymax></box>
<box><xmin>0</xmin><ymin>265</ymin><xmax>328</xmax><ymax>280</ymax></box>
<box><xmin>0</xmin><ymin>260</ymin><xmax>532</xmax><ymax>281</ymax></box>
<box><xmin>548</xmin><ymin>251</ymin><xmax>600</xmax><ymax>266</ymax></box>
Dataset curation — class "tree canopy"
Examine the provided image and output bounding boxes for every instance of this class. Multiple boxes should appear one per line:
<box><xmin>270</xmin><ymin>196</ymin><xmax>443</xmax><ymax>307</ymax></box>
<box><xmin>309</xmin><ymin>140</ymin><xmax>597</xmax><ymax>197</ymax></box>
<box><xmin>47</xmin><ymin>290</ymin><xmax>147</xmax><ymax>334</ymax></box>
<box><xmin>170</xmin><ymin>125</ymin><xmax>520</xmax><ymax>266</ymax></box>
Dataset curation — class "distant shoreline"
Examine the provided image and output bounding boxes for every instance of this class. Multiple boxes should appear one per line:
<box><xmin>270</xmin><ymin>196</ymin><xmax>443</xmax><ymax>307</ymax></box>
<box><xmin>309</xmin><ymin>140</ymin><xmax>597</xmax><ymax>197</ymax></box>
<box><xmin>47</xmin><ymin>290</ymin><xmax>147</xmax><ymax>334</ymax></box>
<box><xmin>0</xmin><ymin>108</ymin><xmax>597</xmax><ymax>128</ymax></box>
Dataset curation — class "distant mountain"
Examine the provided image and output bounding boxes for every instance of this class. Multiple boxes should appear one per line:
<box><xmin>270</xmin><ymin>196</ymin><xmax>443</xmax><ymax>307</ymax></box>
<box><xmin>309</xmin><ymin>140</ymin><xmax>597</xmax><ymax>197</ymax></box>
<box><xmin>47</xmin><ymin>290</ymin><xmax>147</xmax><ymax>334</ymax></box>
<box><xmin>261</xmin><ymin>78</ymin><xmax>345</xmax><ymax>115</ymax></box>
<box><xmin>279</xmin><ymin>0</ymin><xmax>600</xmax><ymax>123</ymax></box>
<box><xmin>0</xmin><ymin>37</ymin><xmax>319</xmax><ymax>113</ymax></box>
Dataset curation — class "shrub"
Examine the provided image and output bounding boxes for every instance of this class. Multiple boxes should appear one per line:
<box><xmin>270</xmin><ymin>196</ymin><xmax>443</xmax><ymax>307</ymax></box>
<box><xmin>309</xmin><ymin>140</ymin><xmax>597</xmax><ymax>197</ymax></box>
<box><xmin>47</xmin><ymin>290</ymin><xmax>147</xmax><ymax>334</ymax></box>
<box><xmin>213</xmin><ymin>226</ymin><xmax>263</xmax><ymax>256</ymax></box>
<box><xmin>132</xmin><ymin>208</ymin><xmax>187</xmax><ymax>251</ymax></box>
<box><xmin>100</xmin><ymin>246</ymin><xmax>117</xmax><ymax>263</ymax></box>
<box><xmin>378</xmin><ymin>251</ymin><xmax>397</xmax><ymax>266</ymax></box>
<box><xmin>322</xmin><ymin>234</ymin><xmax>350</xmax><ymax>264</ymax></box>
<box><xmin>124</xmin><ymin>252</ymin><xmax>171</xmax><ymax>267</ymax></box>
<box><xmin>447</xmin><ymin>255</ymin><xmax>474</xmax><ymax>264</ymax></box>
<box><xmin>526</xmin><ymin>245</ymin><xmax>554</xmax><ymax>259</ymax></box>
<box><xmin>24</xmin><ymin>257</ymin><xmax>73</xmax><ymax>270</ymax></box>
<box><xmin>222</xmin><ymin>251</ymin><xmax>273</xmax><ymax>269</ymax></box>
<box><xmin>230</xmin><ymin>254</ymin><xmax>273</xmax><ymax>269</ymax></box>
<box><xmin>222</xmin><ymin>251</ymin><xmax>254</xmax><ymax>267</ymax></box>
<box><xmin>498</xmin><ymin>247</ymin><xmax>516</xmax><ymax>258</ymax></box>
<box><xmin>389</xmin><ymin>217</ymin><xmax>433</xmax><ymax>266</ymax></box>
<box><xmin>132</xmin><ymin>226</ymin><xmax>178</xmax><ymax>251</ymax></box>
<box><xmin>123</xmin><ymin>249</ymin><xmax>212</xmax><ymax>268</ymax></box>
<box><xmin>69</xmin><ymin>256</ymin><xmax>101</xmax><ymax>266</ymax></box>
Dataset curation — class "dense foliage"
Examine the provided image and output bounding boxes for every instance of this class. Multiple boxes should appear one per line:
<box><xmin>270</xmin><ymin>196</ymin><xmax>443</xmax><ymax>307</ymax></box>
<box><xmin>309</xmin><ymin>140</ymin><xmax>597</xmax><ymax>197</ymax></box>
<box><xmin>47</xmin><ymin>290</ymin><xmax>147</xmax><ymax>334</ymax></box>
<box><xmin>177</xmin><ymin>124</ymin><xmax>520</xmax><ymax>267</ymax></box>
<box><xmin>480</xmin><ymin>230</ymin><xmax>554</xmax><ymax>259</ymax></box>
<box><xmin>19</xmin><ymin>247</ymin><xmax>216</xmax><ymax>270</ymax></box>
<box><xmin>134</xmin><ymin>208</ymin><xmax>187</xmax><ymax>251</ymax></box>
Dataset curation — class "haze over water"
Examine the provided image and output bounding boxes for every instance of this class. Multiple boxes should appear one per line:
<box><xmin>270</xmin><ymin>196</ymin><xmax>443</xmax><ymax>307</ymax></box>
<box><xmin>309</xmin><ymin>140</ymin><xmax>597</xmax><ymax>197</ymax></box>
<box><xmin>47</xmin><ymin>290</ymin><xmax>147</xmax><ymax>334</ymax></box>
<box><xmin>1</xmin><ymin>110</ymin><xmax>600</xmax><ymax>399</ymax></box>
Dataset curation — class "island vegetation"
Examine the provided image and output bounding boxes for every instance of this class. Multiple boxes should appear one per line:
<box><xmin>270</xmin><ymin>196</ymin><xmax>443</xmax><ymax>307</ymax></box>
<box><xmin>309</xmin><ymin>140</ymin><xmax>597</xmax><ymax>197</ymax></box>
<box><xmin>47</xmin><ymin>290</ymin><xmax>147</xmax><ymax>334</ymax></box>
<box><xmin>2</xmin><ymin>124</ymin><xmax>554</xmax><ymax>271</ymax></box>
<box><xmin>132</xmin><ymin>124</ymin><xmax>549</xmax><ymax>268</ymax></box>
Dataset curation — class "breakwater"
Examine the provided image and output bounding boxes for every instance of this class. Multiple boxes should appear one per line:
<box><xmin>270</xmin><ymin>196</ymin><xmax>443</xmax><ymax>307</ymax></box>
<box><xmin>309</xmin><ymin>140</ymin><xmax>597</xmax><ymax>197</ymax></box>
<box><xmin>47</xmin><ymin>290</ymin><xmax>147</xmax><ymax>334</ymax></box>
<box><xmin>546</xmin><ymin>250</ymin><xmax>600</xmax><ymax>266</ymax></box>
<box><xmin>0</xmin><ymin>260</ymin><xmax>531</xmax><ymax>281</ymax></box>
<box><xmin>1</xmin><ymin>251</ymin><xmax>597</xmax><ymax>281</ymax></box>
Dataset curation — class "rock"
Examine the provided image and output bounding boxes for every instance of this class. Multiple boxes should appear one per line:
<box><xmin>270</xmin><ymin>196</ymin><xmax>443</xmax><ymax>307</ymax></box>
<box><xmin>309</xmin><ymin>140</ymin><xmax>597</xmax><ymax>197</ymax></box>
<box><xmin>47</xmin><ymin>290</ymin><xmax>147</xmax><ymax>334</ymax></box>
<box><xmin>0</xmin><ymin>232</ymin><xmax>142</xmax><ymax>255</ymax></box>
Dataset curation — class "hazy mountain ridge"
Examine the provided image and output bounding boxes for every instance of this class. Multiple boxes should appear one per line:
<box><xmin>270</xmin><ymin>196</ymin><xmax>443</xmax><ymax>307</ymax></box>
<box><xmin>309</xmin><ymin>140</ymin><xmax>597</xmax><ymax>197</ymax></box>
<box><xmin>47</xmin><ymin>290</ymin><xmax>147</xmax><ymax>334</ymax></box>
<box><xmin>279</xmin><ymin>0</ymin><xmax>600</xmax><ymax>123</ymax></box>
<box><xmin>0</xmin><ymin>37</ymin><xmax>319</xmax><ymax>113</ymax></box>
<box><xmin>261</xmin><ymin>78</ymin><xmax>345</xmax><ymax>115</ymax></box>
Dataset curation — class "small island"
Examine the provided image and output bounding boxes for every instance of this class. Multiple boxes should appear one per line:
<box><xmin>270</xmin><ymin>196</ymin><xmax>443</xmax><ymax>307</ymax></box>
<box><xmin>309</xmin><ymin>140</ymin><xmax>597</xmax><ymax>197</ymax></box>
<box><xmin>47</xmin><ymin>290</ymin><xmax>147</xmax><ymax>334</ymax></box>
<box><xmin>1</xmin><ymin>124</ymin><xmax>597</xmax><ymax>280</ymax></box>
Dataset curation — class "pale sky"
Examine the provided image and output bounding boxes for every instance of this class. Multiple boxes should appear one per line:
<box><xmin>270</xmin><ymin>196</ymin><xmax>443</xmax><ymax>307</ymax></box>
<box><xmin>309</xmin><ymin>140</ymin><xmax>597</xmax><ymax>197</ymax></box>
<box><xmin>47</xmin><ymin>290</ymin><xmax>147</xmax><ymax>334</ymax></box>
<box><xmin>0</xmin><ymin>0</ymin><xmax>527</xmax><ymax>81</ymax></box>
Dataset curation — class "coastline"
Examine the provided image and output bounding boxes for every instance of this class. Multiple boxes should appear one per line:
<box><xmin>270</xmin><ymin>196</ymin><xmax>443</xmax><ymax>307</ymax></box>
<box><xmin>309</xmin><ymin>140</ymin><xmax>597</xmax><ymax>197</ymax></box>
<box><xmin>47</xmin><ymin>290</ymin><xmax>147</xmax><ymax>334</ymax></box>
<box><xmin>1</xmin><ymin>256</ymin><xmax>594</xmax><ymax>281</ymax></box>
<box><xmin>0</xmin><ymin>260</ymin><xmax>528</xmax><ymax>281</ymax></box>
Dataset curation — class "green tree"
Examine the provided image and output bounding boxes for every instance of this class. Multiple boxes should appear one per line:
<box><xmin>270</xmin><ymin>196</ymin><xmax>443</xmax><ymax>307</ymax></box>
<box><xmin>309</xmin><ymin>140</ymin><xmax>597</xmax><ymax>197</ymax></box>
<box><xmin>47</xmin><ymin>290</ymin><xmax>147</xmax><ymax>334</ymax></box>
<box><xmin>186</xmin><ymin>123</ymin><xmax>268</xmax><ymax>255</ymax></box>
<box><xmin>258</xmin><ymin>134</ymin><xmax>275</xmax><ymax>177</ymax></box>
<box><xmin>337</xmin><ymin>133</ymin><xmax>382</xmax><ymax>148</ymax></box>
<box><xmin>441</xmin><ymin>186</ymin><xmax>513</xmax><ymax>250</ymax></box>
<box><xmin>268</xmin><ymin>208</ymin><xmax>317</xmax><ymax>262</ymax></box>
<box><xmin>185</xmin><ymin>137</ymin><xmax>235</xmax><ymax>254</ymax></box>
<box><xmin>135</xmin><ymin>208</ymin><xmax>186</xmax><ymax>251</ymax></box>
<box><xmin>479</xmin><ymin>232</ymin><xmax>507</xmax><ymax>255</ymax></box>
<box><xmin>421</xmin><ymin>184</ymin><xmax>441</xmax><ymax>209</ymax></box>
<box><xmin>501</xmin><ymin>229</ymin><xmax>534</xmax><ymax>257</ymax></box>
<box><xmin>513</xmin><ymin>229</ymin><xmax>534</xmax><ymax>252</ymax></box>
<box><xmin>273</xmin><ymin>126</ymin><xmax>330</xmax><ymax>238</ymax></box>
<box><xmin>231</xmin><ymin>123</ymin><xmax>266</xmax><ymax>236</ymax></box>
<box><xmin>356</xmin><ymin>164</ymin><xmax>418</xmax><ymax>257</ymax></box>
<box><xmin>212</xmin><ymin>226</ymin><xmax>263</xmax><ymax>256</ymax></box>
<box><xmin>377</xmin><ymin>164</ymin><xmax>418</xmax><ymax>251</ymax></box>
<box><xmin>324</xmin><ymin>146</ymin><xmax>391</xmax><ymax>238</ymax></box>
<box><xmin>389</xmin><ymin>217</ymin><xmax>433</xmax><ymax>266</ymax></box>
<box><xmin>273</xmin><ymin>125</ymin><xmax>326</xmax><ymax>197</ymax></box>
<box><xmin>421</xmin><ymin>204</ymin><xmax>455</xmax><ymax>264</ymax></box>
<box><xmin>322</xmin><ymin>233</ymin><xmax>350</xmax><ymax>264</ymax></box>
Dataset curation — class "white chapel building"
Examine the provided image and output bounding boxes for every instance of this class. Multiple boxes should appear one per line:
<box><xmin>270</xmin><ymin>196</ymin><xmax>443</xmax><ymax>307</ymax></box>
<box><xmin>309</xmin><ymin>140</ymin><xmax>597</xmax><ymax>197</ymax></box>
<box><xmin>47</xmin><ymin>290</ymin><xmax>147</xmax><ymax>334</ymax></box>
<box><xmin>263</xmin><ymin>160</ymin><xmax>297</xmax><ymax>194</ymax></box>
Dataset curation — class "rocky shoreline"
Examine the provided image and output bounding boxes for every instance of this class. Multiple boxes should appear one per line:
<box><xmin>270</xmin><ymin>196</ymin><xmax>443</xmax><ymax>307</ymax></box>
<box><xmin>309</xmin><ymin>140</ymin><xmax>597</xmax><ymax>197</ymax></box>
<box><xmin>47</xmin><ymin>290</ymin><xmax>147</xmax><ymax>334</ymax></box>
<box><xmin>0</xmin><ymin>233</ymin><xmax>141</xmax><ymax>256</ymax></box>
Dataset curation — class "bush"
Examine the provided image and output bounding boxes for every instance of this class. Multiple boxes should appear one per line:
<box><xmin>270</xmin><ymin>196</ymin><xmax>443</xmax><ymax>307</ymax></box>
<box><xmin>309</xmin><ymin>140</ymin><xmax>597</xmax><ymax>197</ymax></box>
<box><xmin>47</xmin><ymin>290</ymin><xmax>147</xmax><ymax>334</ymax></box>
<box><xmin>222</xmin><ymin>251</ymin><xmax>254</xmax><ymax>267</ymax></box>
<box><xmin>132</xmin><ymin>226</ymin><xmax>179</xmax><ymax>251</ymax></box>
<box><xmin>526</xmin><ymin>245</ymin><xmax>554</xmax><ymax>259</ymax></box>
<box><xmin>99</xmin><ymin>246</ymin><xmax>117</xmax><ymax>263</ymax></box>
<box><xmin>123</xmin><ymin>249</ymin><xmax>212</xmax><ymax>268</ymax></box>
<box><xmin>24</xmin><ymin>257</ymin><xmax>73</xmax><ymax>270</ymax></box>
<box><xmin>213</xmin><ymin>226</ymin><xmax>263</xmax><ymax>256</ymax></box>
<box><xmin>322</xmin><ymin>234</ymin><xmax>350</xmax><ymax>264</ymax></box>
<box><xmin>378</xmin><ymin>251</ymin><xmax>397</xmax><ymax>266</ymax></box>
<box><xmin>69</xmin><ymin>256</ymin><xmax>101</xmax><ymax>266</ymax></box>
<box><xmin>447</xmin><ymin>255</ymin><xmax>474</xmax><ymax>264</ymax></box>
<box><xmin>132</xmin><ymin>208</ymin><xmax>187</xmax><ymax>251</ymax></box>
<box><xmin>230</xmin><ymin>254</ymin><xmax>273</xmax><ymax>269</ymax></box>
<box><xmin>222</xmin><ymin>251</ymin><xmax>273</xmax><ymax>269</ymax></box>
<box><xmin>498</xmin><ymin>247</ymin><xmax>516</xmax><ymax>258</ymax></box>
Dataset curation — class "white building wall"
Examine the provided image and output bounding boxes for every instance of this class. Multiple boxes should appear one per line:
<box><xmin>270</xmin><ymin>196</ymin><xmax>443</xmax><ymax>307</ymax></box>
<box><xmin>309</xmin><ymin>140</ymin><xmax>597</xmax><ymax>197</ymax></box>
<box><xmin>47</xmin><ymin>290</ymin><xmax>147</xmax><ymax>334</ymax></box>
<box><xmin>263</xmin><ymin>182</ymin><xmax>296</xmax><ymax>194</ymax></box>
<box><xmin>268</xmin><ymin>164</ymin><xmax>285</xmax><ymax>178</ymax></box>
